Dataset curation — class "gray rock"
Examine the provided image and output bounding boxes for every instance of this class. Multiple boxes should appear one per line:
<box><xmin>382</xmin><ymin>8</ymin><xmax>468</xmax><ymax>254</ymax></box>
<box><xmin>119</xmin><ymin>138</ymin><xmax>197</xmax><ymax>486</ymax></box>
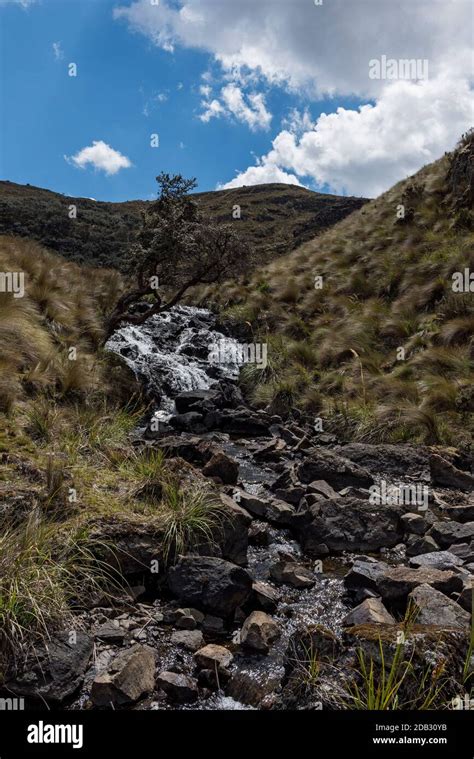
<box><xmin>218</xmin><ymin>493</ymin><xmax>252</xmax><ymax>566</ymax></box>
<box><xmin>344</xmin><ymin>558</ymin><xmax>390</xmax><ymax>592</ymax></box>
<box><xmin>94</xmin><ymin>622</ymin><xmax>128</xmax><ymax>646</ymax></box>
<box><xmin>429</xmin><ymin>521</ymin><xmax>474</xmax><ymax>548</ymax></box>
<box><xmin>167</xmin><ymin>556</ymin><xmax>252</xmax><ymax>617</ymax></box>
<box><xmin>156</xmin><ymin>671</ymin><xmax>198</xmax><ymax>703</ymax></box>
<box><xmin>409</xmin><ymin>551</ymin><xmax>464</xmax><ymax>570</ymax></box>
<box><xmin>378</xmin><ymin>566</ymin><xmax>463</xmax><ymax>604</ymax></box>
<box><xmin>241</xmin><ymin>611</ymin><xmax>281</xmax><ymax>653</ymax></box>
<box><xmin>408</xmin><ymin>584</ymin><xmax>471</xmax><ymax>629</ymax></box>
<box><xmin>342</xmin><ymin>598</ymin><xmax>396</xmax><ymax>626</ymax></box>
<box><xmin>458</xmin><ymin>579</ymin><xmax>473</xmax><ymax>612</ymax></box>
<box><xmin>91</xmin><ymin>644</ymin><xmax>155</xmax><ymax>706</ymax></box>
<box><xmin>298</xmin><ymin>448</ymin><xmax>373</xmax><ymax>490</ymax></box>
<box><xmin>170</xmin><ymin>630</ymin><xmax>205</xmax><ymax>651</ymax></box>
<box><xmin>298</xmin><ymin>497</ymin><xmax>403</xmax><ymax>556</ymax></box>
<box><xmin>307</xmin><ymin>480</ymin><xmax>340</xmax><ymax>499</ymax></box>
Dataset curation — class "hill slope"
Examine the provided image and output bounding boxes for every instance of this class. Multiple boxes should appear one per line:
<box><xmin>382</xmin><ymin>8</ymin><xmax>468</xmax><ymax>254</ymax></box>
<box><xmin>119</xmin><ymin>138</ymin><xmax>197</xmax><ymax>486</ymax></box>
<box><xmin>0</xmin><ymin>180</ymin><xmax>367</xmax><ymax>271</ymax></box>
<box><xmin>206</xmin><ymin>132</ymin><xmax>474</xmax><ymax>447</ymax></box>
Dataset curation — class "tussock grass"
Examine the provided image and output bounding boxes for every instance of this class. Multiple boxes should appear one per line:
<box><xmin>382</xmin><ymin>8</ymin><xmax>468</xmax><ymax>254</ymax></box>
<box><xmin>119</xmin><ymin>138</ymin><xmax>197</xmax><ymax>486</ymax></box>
<box><xmin>211</xmin><ymin>133</ymin><xmax>474</xmax><ymax>446</ymax></box>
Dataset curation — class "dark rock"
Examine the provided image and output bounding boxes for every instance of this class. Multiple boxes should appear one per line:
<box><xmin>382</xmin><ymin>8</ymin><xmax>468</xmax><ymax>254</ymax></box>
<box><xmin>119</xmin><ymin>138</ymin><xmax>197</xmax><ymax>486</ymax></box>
<box><xmin>401</xmin><ymin>512</ymin><xmax>429</xmax><ymax>536</ymax></box>
<box><xmin>202</xmin><ymin>615</ymin><xmax>225</xmax><ymax>635</ymax></box>
<box><xmin>167</xmin><ymin>556</ymin><xmax>252</xmax><ymax>617</ymax></box>
<box><xmin>297</xmin><ymin>497</ymin><xmax>403</xmax><ymax>556</ymax></box>
<box><xmin>270</xmin><ymin>561</ymin><xmax>315</xmax><ymax>588</ymax></box>
<box><xmin>344</xmin><ymin>558</ymin><xmax>389</xmax><ymax>593</ymax></box>
<box><xmin>298</xmin><ymin>448</ymin><xmax>374</xmax><ymax>491</ymax></box>
<box><xmin>429</xmin><ymin>521</ymin><xmax>474</xmax><ymax>548</ymax></box>
<box><xmin>91</xmin><ymin>645</ymin><xmax>156</xmax><ymax>706</ymax></box>
<box><xmin>169</xmin><ymin>412</ymin><xmax>206</xmax><ymax>434</ymax></box>
<box><xmin>5</xmin><ymin>632</ymin><xmax>93</xmax><ymax>704</ymax></box>
<box><xmin>94</xmin><ymin>623</ymin><xmax>128</xmax><ymax>646</ymax></box>
<box><xmin>248</xmin><ymin>521</ymin><xmax>271</xmax><ymax>547</ymax></box>
<box><xmin>338</xmin><ymin>444</ymin><xmax>429</xmax><ymax>479</ymax></box>
<box><xmin>405</xmin><ymin>534</ymin><xmax>439</xmax><ymax>557</ymax></box>
<box><xmin>250</xmin><ymin>581</ymin><xmax>281</xmax><ymax>612</ymax></box>
<box><xmin>307</xmin><ymin>480</ymin><xmax>340</xmax><ymax>499</ymax></box>
<box><xmin>218</xmin><ymin>494</ymin><xmax>251</xmax><ymax>566</ymax></box>
<box><xmin>377</xmin><ymin>566</ymin><xmax>463</xmax><ymax>604</ymax></box>
<box><xmin>156</xmin><ymin>671</ymin><xmax>198</xmax><ymax>703</ymax></box>
<box><xmin>430</xmin><ymin>453</ymin><xmax>474</xmax><ymax>491</ymax></box>
<box><xmin>202</xmin><ymin>451</ymin><xmax>239</xmax><ymax>484</ymax></box>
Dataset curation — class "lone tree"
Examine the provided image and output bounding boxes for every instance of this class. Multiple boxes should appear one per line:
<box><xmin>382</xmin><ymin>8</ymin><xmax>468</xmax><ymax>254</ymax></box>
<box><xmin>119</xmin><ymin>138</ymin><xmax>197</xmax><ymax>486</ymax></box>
<box><xmin>106</xmin><ymin>173</ymin><xmax>251</xmax><ymax>337</ymax></box>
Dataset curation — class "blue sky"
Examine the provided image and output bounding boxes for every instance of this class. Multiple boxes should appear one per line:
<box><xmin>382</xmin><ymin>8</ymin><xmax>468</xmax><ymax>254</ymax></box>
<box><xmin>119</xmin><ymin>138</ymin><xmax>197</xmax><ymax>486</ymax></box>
<box><xmin>0</xmin><ymin>0</ymin><xmax>472</xmax><ymax>201</ymax></box>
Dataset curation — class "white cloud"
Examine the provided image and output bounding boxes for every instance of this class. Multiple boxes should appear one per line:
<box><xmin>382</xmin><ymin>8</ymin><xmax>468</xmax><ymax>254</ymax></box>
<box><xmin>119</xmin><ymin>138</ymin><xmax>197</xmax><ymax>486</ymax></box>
<box><xmin>200</xmin><ymin>84</ymin><xmax>272</xmax><ymax>131</ymax></box>
<box><xmin>52</xmin><ymin>41</ymin><xmax>64</xmax><ymax>61</ymax></box>
<box><xmin>114</xmin><ymin>0</ymin><xmax>472</xmax><ymax>97</ymax></box>
<box><xmin>223</xmin><ymin>75</ymin><xmax>473</xmax><ymax>197</ymax></box>
<box><xmin>219</xmin><ymin>163</ymin><xmax>302</xmax><ymax>190</ymax></box>
<box><xmin>0</xmin><ymin>0</ymin><xmax>36</xmax><ymax>6</ymax></box>
<box><xmin>115</xmin><ymin>0</ymin><xmax>473</xmax><ymax>194</ymax></box>
<box><xmin>65</xmin><ymin>141</ymin><xmax>132</xmax><ymax>176</ymax></box>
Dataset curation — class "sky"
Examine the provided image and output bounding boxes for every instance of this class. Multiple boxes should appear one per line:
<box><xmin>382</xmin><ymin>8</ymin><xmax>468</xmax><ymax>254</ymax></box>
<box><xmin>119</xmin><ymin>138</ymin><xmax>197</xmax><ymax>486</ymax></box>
<box><xmin>0</xmin><ymin>0</ymin><xmax>472</xmax><ymax>202</ymax></box>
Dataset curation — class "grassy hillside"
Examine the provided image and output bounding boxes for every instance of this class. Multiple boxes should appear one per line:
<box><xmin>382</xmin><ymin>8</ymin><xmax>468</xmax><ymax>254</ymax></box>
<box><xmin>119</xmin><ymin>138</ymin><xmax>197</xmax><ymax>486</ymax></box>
<box><xmin>0</xmin><ymin>180</ymin><xmax>367</xmax><ymax>271</ymax></box>
<box><xmin>0</xmin><ymin>236</ymin><xmax>223</xmax><ymax>674</ymax></box>
<box><xmin>204</xmin><ymin>132</ymin><xmax>474</xmax><ymax>447</ymax></box>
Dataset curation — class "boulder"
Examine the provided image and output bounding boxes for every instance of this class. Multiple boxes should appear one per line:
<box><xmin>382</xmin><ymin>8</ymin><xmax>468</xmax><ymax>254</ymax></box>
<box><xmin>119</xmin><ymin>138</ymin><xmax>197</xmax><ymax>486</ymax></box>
<box><xmin>156</xmin><ymin>671</ymin><xmax>198</xmax><ymax>703</ymax></box>
<box><xmin>167</xmin><ymin>556</ymin><xmax>252</xmax><ymax>617</ymax></box>
<box><xmin>194</xmin><ymin>644</ymin><xmax>233</xmax><ymax>670</ymax></box>
<box><xmin>307</xmin><ymin>480</ymin><xmax>340</xmax><ymax>499</ymax></box>
<box><xmin>430</xmin><ymin>453</ymin><xmax>474</xmax><ymax>491</ymax></box>
<box><xmin>240</xmin><ymin>611</ymin><xmax>281</xmax><ymax>653</ymax></box>
<box><xmin>337</xmin><ymin>444</ymin><xmax>429</xmax><ymax>479</ymax></box>
<box><xmin>169</xmin><ymin>412</ymin><xmax>206</xmax><ymax>434</ymax></box>
<box><xmin>377</xmin><ymin>566</ymin><xmax>463</xmax><ymax>604</ymax></box>
<box><xmin>93</xmin><ymin>622</ymin><xmax>128</xmax><ymax>646</ymax></box>
<box><xmin>297</xmin><ymin>497</ymin><xmax>403</xmax><ymax>556</ymax></box>
<box><xmin>429</xmin><ymin>521</ymin><xmax>474</xmax><ymax>548</ymax></box>
<box><xmin>458</xmin><ymin>578</ymin><xmax>473</xmax><ymax>612</ymax></box>
<box><xmin>88</xmin><ymin>515</ymin><xmax>164</xmax><ymax>577</ymax></box>
<box><xmin>408</xmin><ymin>584</ymin><xmax>470</xmax><ymax>629</ymax></box>
<box><xmin>91</xmin><ymin>644</ymin><xmax>155</xmax><ymax>706</ymax></box>
<box><xmin>342</xmin><ymin>598</ymin><xmax>396</xmax><ymax>626</ymax></box>
<box><xmin>4</xmin><ymin>632</ymin><xmax>93</xmax><ymax>704</ymax></box>
<box><xmin>298</xmin><ymin>448</ymin><xmax>373</xmax><ymax>491</ymax></box>
<box><xmin>170</xmin><ymin>630</ymin><xmax>205</xmax><ymax>652</ymax></box>
<box><xmin>202</xmin><ymin>451</ymin><xmax>239</xmax><ymax>484</ymax></box>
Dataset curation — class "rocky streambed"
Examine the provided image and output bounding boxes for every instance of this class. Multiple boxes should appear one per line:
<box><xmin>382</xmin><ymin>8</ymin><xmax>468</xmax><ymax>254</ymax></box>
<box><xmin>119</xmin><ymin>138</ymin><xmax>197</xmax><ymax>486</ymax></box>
<box><xmin>5</xmin><ymin>307</ymin><xmax>473</xmax><ymax>711</ymax></box>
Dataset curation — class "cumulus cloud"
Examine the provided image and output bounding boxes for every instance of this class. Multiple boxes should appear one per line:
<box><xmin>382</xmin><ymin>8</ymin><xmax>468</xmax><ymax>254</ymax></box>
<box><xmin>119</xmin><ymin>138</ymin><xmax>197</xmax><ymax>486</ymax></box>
<box><xmin>115</xmin><ymin>0</ymin><xmax>473</xmax><ymax>195</ymax></box>
<box><xmin>200</xmin><ymin>83</ymin><xmax>271</xmax><ymax>130</ymax></box>
<box><xmin>219</xmin><ymin>163</ymin><xmax>302</xmax><ymax>190</ymax></box>
<box><xmin>222</xmin><ymin>75</ymin><xmax>473</xmax><ymax>197</ymax></box>
<box><xmin>65</xmin><ymin>141</ymin><xmax>132</xmax><ymax>176</ymax></box>
<box><xmin>114</xmin><ymin>0</ymin><xmax>472</xmax><ymax>97</ymax></box>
